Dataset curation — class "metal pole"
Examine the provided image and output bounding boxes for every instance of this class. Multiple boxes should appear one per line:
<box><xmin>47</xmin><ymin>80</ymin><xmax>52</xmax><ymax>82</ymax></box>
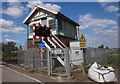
<box><xmin>25</xmin><ymin>50</ymin><xmax>26</xmax><ymax>67</ymax></box>
<box><xmin>50</xmin><ymin>50</ymin><xmax>52</xmax><ymax>75</ymax></box>
<box><xmin>65</xmin><ymin>48</ymin><xmax>71</xmax><ymax>78</ymax></box>
<box><xmin>33</xmin><ymin>38</ymin><xmax>34</xmax><ymax>44</ymax></box>
<box><xmin>35</xmin><ymin>49</ymin><xmax>37</xmax><ymax>71</ymax></box>
<box><xmin>28</xmin><ymin>50</ymin><xmax>30</xmax><ymax>73</ymax></box>
<box><xmin>41</xmin><ymin>48</ymin><xmax>43</xmax><ymax>70</ymax></box>
<box><xmin>47</xmin><ymin>49</ymin><xmax>50</xmax><ymax>75</ymax></box>
<box><xmin>82</xmin><ymin>48</ymin><xmax>85</xmax><ymax>76</ymax></box>
<box><xmin>17</xmin><ymin>51</ymin><xmax>19</xmax><ymax>65</ymax></box>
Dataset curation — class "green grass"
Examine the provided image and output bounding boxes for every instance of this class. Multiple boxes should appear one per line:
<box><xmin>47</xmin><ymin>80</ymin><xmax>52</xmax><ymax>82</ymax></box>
<box><xmin>107</xmin><ymin>55</ymin><xmax>119</xmax><ymax>66</ymax></box>
<box><xmin>110</xmin><ymin>51</ymin><xmax>120</xmax><ymax>54</ymax></box>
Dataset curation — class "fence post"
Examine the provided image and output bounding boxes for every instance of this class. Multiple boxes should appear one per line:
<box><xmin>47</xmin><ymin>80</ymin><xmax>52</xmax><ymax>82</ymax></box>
<box><xmin>28</xmin><ymin>50</ymin><xmax>30</xmax><ymax>73</ymax></box>
<box><xmin>83</xmin><ymin>49</ymin><xmax>86</xmax><ymax>67</ymax></box>
<box><xmin>17</xmin><ymin>51</ymin><xmax>19</xmax><ymax>65</ymax></box>
<box><xmin>34</xmin><ymin>49</ymin><xmax>37</xmax><ymax>70</ymax></box>
<box><xmin>40</xmin><ymin>48</ymin><xmax>43</xmax><ymax>70</ymax></box>
<box><xmin>47</xmin><ymin>49</ymin><xmax>50</xmax><ymax>75</ymax></box>
<box><xmin>65</xmin><ymin>48</ymin><xmax>71</xmax><ymax>78</ymax></box>
<box><xmin>50</xmin><ymin>49</ymin><xmax>52</xmax><ymax>75</ymax></box>
<box><xmin>24</xmin><ymin>50</ymin><xmax>26</xmax><ymax>67</ymax></box>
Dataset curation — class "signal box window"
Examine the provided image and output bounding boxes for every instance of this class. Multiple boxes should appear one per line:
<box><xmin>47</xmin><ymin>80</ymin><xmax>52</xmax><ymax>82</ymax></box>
<box><xmin>41</xmin><ymin>17</ymin><xmax>47</xmax><ymax>25</ymax></box>
<box><xmin>58</xmin><ymin>18</ymin><xmax>62</xmax><ymax>30</ymax></box>
<box><xmin>30</xmin><ymin>25</ymin><xmax>33</xmax><ymax>33</ymax></box>
<box><xmin>49</xmin><ymin>19</ymin><xmax>56</xmax><ymax>29</ymax></box>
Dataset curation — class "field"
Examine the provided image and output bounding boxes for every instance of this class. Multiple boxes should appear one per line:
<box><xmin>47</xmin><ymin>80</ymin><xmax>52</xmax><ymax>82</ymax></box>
<box><xmin>107</xmin><ymin>51</ymin><xmax>120</xmax><ymax>66</ymax></box>
<box><xmin>109</xmin><ymin>50</ymin><xmax>120</xmax><ymax>54</ymax></box>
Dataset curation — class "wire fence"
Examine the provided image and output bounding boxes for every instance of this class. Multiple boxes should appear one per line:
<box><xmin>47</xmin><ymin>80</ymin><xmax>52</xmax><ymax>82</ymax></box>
<box><xmin>85</xmin><ymin>48</ymin><xmax>117</xmax><ymax>65</ymax></box>
<box><xmin>17</xmin><ymin>47</ymin><xmax>116</xmax><ymax>77</ymax></box>
<box><xmin>18</xmin><ymin>48</ymin><xmax>50</xmax><ymax>73</ymax></box>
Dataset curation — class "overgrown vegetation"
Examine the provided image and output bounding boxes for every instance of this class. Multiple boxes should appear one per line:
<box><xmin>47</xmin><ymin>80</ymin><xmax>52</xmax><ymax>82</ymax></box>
<box><xmin>109</xmin><ymin>51</ymin><xmax>120</xmax><ymax>54</ymax></box>
<box><xmin>1</xmin><ymin>42</ymin><xmax>22</xmax><ymax>60</ymax></box>
<box><xmin>107</xmin><ymin>54</ymin><xmax>119</xmax><ymax>66</ymax></box>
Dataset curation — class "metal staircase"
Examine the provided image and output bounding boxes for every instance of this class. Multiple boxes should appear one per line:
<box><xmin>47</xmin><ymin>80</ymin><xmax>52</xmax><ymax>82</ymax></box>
<box><xmin>43</xmin><ymin>39</ymin><xmax>54</xmax><ymax>48</ymax></box>
<box><xmin>52</xmin><ymin>35</ymin><xmax>67</xmax><ymax>48</ymax></box>
<box><xmin>43</xmin><ymin>34</ymin><xmax>67</xmax><ymax>67</ymax></box>
<box><xmin>56</xmin><ymin>56</ymin><xmax>65</xmax><ymax>66</ymax></box>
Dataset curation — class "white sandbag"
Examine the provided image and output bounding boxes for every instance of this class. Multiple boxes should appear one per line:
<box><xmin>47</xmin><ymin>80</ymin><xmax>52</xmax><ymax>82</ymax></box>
<box><xmin>88</xmin><ymin>62</ymin><xmax>117</xmax><ymax>83</ymax></box>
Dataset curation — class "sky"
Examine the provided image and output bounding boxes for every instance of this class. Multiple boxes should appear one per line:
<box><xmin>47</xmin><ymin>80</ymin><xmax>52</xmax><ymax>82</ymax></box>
<box><xmin>0</xmin><ymin>1</ymin><xmax>119</xmax><ymax>48</ymax></box>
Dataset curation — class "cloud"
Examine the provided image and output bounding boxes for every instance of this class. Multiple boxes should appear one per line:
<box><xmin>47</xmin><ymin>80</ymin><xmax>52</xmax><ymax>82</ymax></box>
<box><xmin>0</xmin><ymin>8</ymin><xmax>3</xmax><ymax>14</ymax></box>
<box><xmin>78</xmin><ymin>14</ymin><xmax>117</xmax><ymax>30</ymax></box>
<box><xmin>0</xmin><ymin>19</ymin><xmax>14</xmax><ymax>28</ymax></box>
<box><xmin>78</xmin><ymin>13</ymin><xmax>118</xmax><ymax>47</ymax></box>
<box><xmin>105</xmin><ymin>5</ymin><xmax>118</xmax><ymax>12</ymax></box>
<box><xmin>86</xmin><ymin>34</ymin><xmax>118</xmax><ymax>48</ymax></box>
<box><xmin>1</xmin><ymin>19</ymin><xmax>26</xmax><ymax>34</ymax></box>
<box><xmin>102</xmin><ymin>29</ymin><xmax>117</xmax><ymax>36</ymax></box>
<box><xmin>87</xmin><ymin>38</ymin><xmax>102</xmax><ymax>47</ymax></box>
<box><xmin>2</xmin><ymin>1</ymin><xmax>61</xmax><ymax>18</ymax></box>
<box><xmin>78</xmin><ymin>13</ymin><xmax>118</xmax><ymax>48</ymax></box>
<box><xmin>4</xmin><ymin>35</ymin><xmax>9</xmax><ymax>38</ymax></box>
<box><xmin>2</xmin><ymin>27</ymin><xmax>26</xmax><ymax>34</ymax></box>
<box><xmin>3</xmin><ymin>7</ymin><xmax>23</xmax><ymax>18</ymax></box>
<box><xmin>3</xmin><ymin>0</ymin><xmax>19</xmax><ymax>2</ymax></box>
<box><xmin>44</xmin><ymin>3</ymin><xmax>61</xmax><ymax>12</ymax></box>
<box><xmin>85</xmin><ymin>35</ymin><xmax>109</xmax><ymax>47</ymax></box>
<box><xmin>112</xmin><ymin>26</ymin><xmax>118</xmax><ymax>29</ymax></box>
<box><xmin>2</xmin><ymin>2</ymin><xmax>25</xmax><ymax>18</ymax></box>
<box><xmin>4</xmin><ymin>39</ymin><xmax>19</xmax><ymax>43</ymax></box>
<box><xmin>99</xmin><ymin>2</ymin><xmax>110</xmax><ymax>7</ymax></box>
<box><xmin>98</xmin><ymin>2</ymin><xmax>118</xmax><ymax>13</ymax></box>
<box><xmin>27</xmin><ymin>1</ymin><xmax>61</xmax><ymax>12</ymax></box>
<box><xmin>27</xmin><ymin>1</ymin><xmax>43</xmax><ymax>9</ymax></box>
<box><xmin>97</xmin><ymin>0</ymin><xmax>118</xmax><ymax>2</ymax></box>
<box><xmin>117</xmin><ymin>13</ymin><xmax>120</xmax><ymax>17</ymax></box>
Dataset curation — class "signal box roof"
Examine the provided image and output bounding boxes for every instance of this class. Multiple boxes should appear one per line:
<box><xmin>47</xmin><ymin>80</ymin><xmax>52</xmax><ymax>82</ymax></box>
<box><xmin>23</xmin><ymin>5</ymin><xmax>80</xmax><ymax>26</ymax></box>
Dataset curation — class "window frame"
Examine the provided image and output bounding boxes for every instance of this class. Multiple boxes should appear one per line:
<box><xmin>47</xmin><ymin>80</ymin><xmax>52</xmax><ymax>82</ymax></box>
<box><xmin>29</xmin><ymin>25</ymin><xmax>33</xmax><ymax>35</ymax></box>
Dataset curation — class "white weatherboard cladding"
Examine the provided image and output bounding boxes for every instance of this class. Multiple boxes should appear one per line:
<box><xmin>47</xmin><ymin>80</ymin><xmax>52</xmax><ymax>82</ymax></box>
<box><xmin>59</xmin><ymin>19</ymin><xmax>77</xmax><ymax>39</ymax></box>
<box><xmin>28</xmin><ymin>10</ymin><xmax>56</xmax><ymax>39</ymax></box>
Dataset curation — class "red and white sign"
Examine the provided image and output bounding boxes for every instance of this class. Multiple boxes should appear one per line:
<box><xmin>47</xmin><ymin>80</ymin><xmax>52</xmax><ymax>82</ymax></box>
<box><xmin>32</xmin><ymin>23</ymin><xmax>52</xmax><ymax>40</ymax></box>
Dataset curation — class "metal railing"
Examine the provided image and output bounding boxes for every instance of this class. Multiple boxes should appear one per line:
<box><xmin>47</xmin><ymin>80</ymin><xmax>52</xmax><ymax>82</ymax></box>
<box><xmin>52</xmin><ymin>35</ymin><xmax>67</xmax><ymax>48</ymax></box>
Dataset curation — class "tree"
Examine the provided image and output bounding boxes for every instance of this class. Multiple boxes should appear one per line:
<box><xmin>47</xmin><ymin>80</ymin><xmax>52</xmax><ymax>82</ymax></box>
<box><xmin>2</xmin><ymin>42</ymin><xmax>18</xmax><ymax>60</ymax></box>
<box><xmin>19</xmin><ymin>45</ymin><xmax>23</xmax><ymax>50</ymax></box>
<box><xmin>98</xmin><ymin>45</ymin><xmax>104</xmax><ymax>48</ymax></box>
<box><xmin>106</xmin><ymin>47</ymin><xmax>109</xmax><ymax>49</ymax></box>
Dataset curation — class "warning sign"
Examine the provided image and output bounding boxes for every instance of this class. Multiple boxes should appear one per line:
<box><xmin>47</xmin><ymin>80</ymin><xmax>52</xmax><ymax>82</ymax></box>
<box><xmin>41</xmin><ymin>49</ymin><xmax>45</xmax><ymax>53</ymax></box>
<box><xmin>80</xmin><ymin>35</ymin><xmax>86</xmax><ymax>48</ymax></box>
<box><xmin>80</xmin><ymin>42</ymin><xmax>86</xmax><ymax>48</ymax></box>
<box><xmin>80</xmin><ymin>35</ymin><xmax>86</xmax><ymax>42</ymax></box>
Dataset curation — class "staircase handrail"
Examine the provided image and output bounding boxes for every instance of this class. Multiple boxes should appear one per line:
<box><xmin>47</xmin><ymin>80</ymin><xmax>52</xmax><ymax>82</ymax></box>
<box><xmin>52</xmin><ymin>35</ymin><xmax>67</xmax><ymax>48</ymax></box>
<box><xmin>52</xmin><ymin>37</ymin><xmax>63</xmax><ymax>48</ymax></box>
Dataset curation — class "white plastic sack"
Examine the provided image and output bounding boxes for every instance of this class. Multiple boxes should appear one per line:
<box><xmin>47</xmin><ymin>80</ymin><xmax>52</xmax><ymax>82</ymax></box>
<box><xmin>88</xmin><ymin>62</ymin><xmax>117</xmax><ymax>83</ymax></box>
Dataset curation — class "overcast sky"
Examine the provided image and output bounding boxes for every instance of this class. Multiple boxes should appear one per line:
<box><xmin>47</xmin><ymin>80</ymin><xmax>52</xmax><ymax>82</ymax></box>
<box><xmin>1</xmin><ymin>1</ymin><xmax>119</xmax><ymax>48</ymax></box>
